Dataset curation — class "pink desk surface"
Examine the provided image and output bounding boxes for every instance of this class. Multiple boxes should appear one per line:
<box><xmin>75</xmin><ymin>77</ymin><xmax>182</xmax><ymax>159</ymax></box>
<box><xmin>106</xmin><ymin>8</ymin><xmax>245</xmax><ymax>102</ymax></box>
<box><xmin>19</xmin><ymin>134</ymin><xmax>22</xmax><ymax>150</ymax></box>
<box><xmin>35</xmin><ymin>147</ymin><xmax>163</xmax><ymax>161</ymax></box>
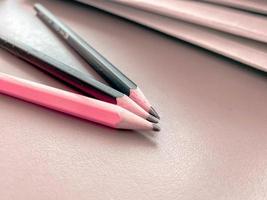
<box><xmin>1</xmin><ymin>0</ymin><xmax>267</xmax><ymax>199</ymax></box>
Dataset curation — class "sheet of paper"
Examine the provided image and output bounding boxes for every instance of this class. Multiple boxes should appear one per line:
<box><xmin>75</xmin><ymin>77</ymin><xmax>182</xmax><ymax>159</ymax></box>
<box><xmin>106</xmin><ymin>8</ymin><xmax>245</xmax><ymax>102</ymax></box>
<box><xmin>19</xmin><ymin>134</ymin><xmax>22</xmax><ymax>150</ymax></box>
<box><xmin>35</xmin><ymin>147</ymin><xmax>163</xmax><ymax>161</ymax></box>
<box><xmin>202</xmin><ymin>0</ymin><xmax>267</xmax><ymax>15</ymax></box>
<box><xmin>76</xmin><ymin>0</ymin><xmax>267</xmax><ymax>72</ymax></box>
<box><xmin>112</xmin><ymin>0</ymin><xmax>267</xmax><ymax>44</ymax></box>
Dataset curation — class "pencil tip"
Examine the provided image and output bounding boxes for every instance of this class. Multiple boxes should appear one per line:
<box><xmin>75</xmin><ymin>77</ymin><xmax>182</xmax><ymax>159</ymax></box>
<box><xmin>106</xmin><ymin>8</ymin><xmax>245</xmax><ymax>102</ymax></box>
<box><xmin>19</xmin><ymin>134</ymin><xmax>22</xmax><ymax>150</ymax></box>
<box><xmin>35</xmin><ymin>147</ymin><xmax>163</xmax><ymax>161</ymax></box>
<box><xmin>152</xmin><ymin>124</ymin><xmax>161</xmax><ymax>132</ymax></box>
<box><xmin>34</xmin><ymin>4</ymin><xmax>41</xmax><ymax>12</ymax></box>
<box><xmin>34</xmin><ymin>3</ymin><xmax>40</xmax><ymax>8</ymax></box>
<box><xmin>147</xmin><ymin>114</ymin><xmax>159</xmax><ymax>123</ymax></box>
<box><xmin>149</xmin><ymin>107</ymin><xmax>160</xmax><ymax>119</ymax></box>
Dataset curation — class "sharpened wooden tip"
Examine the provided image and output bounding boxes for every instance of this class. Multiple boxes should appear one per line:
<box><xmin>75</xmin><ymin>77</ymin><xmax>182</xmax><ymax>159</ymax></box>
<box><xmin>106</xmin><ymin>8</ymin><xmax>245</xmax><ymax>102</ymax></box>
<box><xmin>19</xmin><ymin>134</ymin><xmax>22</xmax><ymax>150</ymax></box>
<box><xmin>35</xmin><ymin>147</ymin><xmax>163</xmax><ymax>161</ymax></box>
<box><xmin>149</xmin><ymin>107</ymin><xmax>160</xmax><ymax>119</ymax></box>
<box><xmin>147</xmin><ymin>114</ymin><xmax>159</xmax><ymax>123</ymax></box>
<box><xmin>153</xmin><ymin>124</ymin><xmax>161</xmax><ymax>132</ymax></box>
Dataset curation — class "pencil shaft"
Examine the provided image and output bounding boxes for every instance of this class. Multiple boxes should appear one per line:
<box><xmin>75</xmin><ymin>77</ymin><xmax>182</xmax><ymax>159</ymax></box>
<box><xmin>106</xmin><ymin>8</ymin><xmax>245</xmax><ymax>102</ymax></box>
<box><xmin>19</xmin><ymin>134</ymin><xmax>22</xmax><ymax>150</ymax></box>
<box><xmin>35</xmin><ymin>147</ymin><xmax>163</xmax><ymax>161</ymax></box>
<box><xmin>35</xmin><ymin>3</ymin><xmax>137</xmax><ymax>95</ymax></box>
<box><xmin>0</xmin><ymin>73</ymin><xmax>155</xmax><ymax>130</ymax></box>
<box><xmin>0</xmin><ymin>35</ymin><xmax>156</xmax><ymax>121</ymax></box>
<box><xmin>0</xmin><ymin>35</ymin><xmax>121</xmax><ymax>103</ymax></box>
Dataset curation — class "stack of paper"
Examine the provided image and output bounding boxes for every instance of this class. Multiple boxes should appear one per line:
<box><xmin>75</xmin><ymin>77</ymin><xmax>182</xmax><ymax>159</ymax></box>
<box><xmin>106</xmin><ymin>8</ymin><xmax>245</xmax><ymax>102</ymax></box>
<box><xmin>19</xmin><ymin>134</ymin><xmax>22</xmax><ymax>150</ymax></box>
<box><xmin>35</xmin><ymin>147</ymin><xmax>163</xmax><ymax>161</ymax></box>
<box><xmin>202</xmin><ymin>0</ymin><xmax>267</xmax><ymax>15</ymax></box>
<box><xmin>76</xmin><ymin>0</ymin><xmax>267</xmax><ymax>72</ymax></box>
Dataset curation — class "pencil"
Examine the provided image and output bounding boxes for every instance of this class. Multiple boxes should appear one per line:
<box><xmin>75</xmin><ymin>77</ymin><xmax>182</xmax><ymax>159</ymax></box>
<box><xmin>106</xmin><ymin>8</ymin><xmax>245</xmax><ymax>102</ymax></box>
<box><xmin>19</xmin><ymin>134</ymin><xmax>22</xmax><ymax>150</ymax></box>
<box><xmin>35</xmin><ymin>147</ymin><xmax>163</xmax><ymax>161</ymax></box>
<box><xmin>0</xmin><ymin>72</ymin><xmax>160</xmax><ymax>131</ymax></box>
<box><xmin>0</xmin><ymin>35</ymin><xmax>158</xmax><ymax>123</ymax></box>
<box><xmin>34</xmin><ymin>3</ymin><xmax>160</xmax><ymax>119</ymax></box>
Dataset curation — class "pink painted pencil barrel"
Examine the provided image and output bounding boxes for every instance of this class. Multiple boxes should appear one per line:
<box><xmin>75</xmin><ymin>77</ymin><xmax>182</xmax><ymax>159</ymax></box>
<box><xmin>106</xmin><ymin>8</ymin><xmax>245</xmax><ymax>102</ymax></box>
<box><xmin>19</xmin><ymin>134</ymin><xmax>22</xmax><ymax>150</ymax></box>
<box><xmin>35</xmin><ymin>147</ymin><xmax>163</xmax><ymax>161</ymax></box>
<box><xmin>0</xmin><ymin>73</ymin><xmax>160</xmax><ymax>131</ymax></box>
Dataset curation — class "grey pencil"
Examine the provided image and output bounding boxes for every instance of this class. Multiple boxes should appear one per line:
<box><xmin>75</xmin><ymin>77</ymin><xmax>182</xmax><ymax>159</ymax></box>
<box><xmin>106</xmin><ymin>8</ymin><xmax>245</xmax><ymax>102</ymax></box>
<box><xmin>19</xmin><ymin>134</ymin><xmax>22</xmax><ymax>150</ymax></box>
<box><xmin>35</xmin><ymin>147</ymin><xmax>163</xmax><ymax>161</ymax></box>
<box><xmin>34</xmin><ymin>3</ymin><xmax>160</xmax><ymax>119</ymax></box>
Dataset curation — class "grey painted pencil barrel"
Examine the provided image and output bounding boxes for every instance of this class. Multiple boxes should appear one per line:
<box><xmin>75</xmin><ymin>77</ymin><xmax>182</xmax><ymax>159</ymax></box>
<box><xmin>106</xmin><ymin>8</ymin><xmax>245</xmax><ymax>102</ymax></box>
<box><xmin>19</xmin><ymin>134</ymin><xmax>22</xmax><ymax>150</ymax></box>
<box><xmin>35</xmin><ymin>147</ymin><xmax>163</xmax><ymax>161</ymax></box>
<box><xmin>34</xmin><ymin>3</ymin><xmax>160</xmax><ymax>118</ymax></box>
<box><xmin>34</xmin><ymin>3</ymin><xmax>136</xmax><ymax>95</ymax></box>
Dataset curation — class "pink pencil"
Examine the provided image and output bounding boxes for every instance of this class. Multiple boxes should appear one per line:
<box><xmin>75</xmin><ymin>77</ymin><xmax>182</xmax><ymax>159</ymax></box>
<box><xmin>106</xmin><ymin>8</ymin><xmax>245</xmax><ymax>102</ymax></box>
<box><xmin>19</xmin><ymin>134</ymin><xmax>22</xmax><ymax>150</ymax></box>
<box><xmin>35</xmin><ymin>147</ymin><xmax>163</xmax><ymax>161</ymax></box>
<box><xmin>0</xmin><ymin>73</ymin><xmax>160</xmax><ymax>131</ymax></box>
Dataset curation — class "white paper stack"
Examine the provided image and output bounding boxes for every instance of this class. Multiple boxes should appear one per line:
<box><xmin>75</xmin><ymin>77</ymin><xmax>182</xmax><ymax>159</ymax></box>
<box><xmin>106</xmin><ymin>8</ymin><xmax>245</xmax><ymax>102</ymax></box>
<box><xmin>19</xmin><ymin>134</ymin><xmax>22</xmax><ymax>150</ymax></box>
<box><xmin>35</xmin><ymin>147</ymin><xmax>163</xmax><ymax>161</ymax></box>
<box><xmin>76</xmin><ymin>0</ymin><xmax>267</xmax><ymax>72</ymax></box>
